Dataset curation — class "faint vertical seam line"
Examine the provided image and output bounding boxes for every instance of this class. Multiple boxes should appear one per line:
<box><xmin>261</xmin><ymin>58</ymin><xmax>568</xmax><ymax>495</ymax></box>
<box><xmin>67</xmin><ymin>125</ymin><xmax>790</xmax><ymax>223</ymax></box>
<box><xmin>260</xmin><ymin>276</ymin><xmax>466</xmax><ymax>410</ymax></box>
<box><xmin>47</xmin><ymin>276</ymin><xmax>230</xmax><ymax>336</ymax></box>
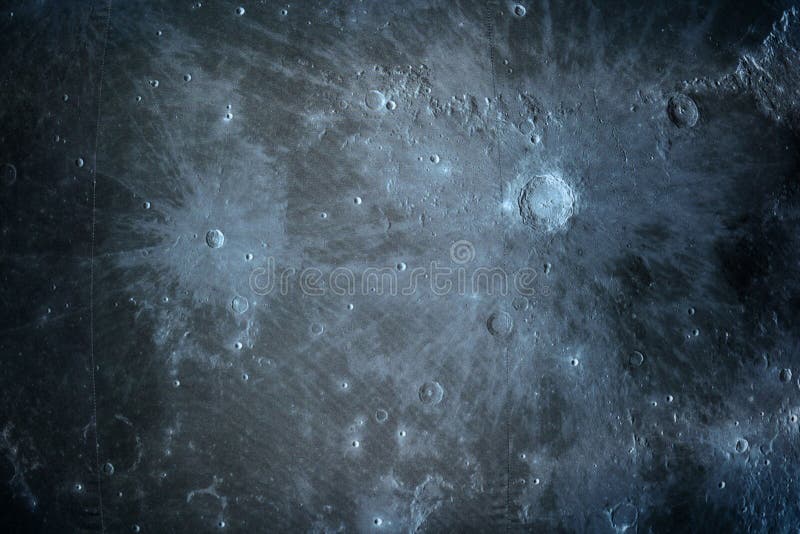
<box><xmin>484</xmin><ymin>2</ymin><xmax>511</xmax><ymax>531</ymax></box>
<box><xmin>90</xmin><ymin>0</ymin><xmax>113</xmax><ymax>532</ymax></box>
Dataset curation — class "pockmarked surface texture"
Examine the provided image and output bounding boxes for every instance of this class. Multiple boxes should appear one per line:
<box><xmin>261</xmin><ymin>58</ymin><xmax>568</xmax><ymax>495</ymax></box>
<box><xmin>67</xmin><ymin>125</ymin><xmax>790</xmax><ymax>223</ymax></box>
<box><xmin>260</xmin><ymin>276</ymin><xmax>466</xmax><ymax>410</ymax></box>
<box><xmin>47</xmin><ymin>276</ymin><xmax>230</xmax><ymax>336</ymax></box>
<box><xmin>1</xmin><ymin>1</ymin><xmax>800</xmax><ymax>532</ymax></box>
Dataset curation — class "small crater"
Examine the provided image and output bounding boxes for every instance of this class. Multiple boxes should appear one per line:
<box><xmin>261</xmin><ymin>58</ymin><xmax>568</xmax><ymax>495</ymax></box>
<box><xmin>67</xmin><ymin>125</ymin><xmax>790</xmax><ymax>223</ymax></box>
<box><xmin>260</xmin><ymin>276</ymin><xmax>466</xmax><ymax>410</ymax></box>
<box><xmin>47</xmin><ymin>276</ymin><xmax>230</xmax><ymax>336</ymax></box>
<box><xmin>231</xmin><ymin>296</ymin><xmax>249</xmax><ymax>314</ymax></box>
<box><xmin>1</xmin><ymin>163</ymin><xmax>17</xmax><ymax>186</ymax></box>
<box><xmin>667</xmin><ymin>94</ymin><xmax>699</xmax><ymax>128</ymax></box>
<box><xmin>487</xmin><ymin>311</ymin><xmax>513</xmax><ymax>337</ymax></box>
<box><xmin>418</xmin><ymin>381</ymin><xmax>444</xmax><ymax>405</ymax></box>
<box><xmin>735</xmin><ymin>438</ymin><xmax>749</xmax><ymax>453</ymax></box>
<box><xmin>611</xmin><ymin>502</ymin><xmax>638</xmax><ymax>530</ymax></box>
<box><xmin>629</xmin><ymin>350</ymin><xmax>645</xmax><ymax>367</ymax></box>
<box><xmin>206</xmin><ymin>229</ymin><xmax>225</xmax><ymax>248</ymax></box>
<box><xmin>365</xmin><ymin>90</ymin><xmax>385</xmax><ymax>110</ymax></box>
<box><xmin>310</xmin><ymin>323</ymin><xmax>324</xmax><ymax>336</ymax></box>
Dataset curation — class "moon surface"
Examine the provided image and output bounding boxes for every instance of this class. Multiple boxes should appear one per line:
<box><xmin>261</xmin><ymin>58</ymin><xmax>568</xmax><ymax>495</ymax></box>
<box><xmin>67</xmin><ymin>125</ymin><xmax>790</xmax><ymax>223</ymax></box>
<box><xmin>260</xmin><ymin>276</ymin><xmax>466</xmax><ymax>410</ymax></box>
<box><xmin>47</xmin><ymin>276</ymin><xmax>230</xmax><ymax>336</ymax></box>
<box><xmin>0</xmin><ymin>1</ymin><xmax>799</xmax><ymax>532</ymax></box>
